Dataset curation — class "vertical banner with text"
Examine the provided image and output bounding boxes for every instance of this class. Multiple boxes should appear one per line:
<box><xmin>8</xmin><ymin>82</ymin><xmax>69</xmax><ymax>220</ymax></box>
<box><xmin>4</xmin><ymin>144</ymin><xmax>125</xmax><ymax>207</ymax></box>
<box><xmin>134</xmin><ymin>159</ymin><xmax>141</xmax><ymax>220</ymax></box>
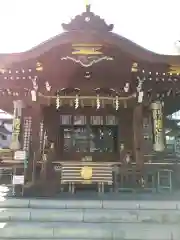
<box><xmin>151</xmin><ymin>101</ymin><xmax>165</xmax><ymax>152</ymax></box>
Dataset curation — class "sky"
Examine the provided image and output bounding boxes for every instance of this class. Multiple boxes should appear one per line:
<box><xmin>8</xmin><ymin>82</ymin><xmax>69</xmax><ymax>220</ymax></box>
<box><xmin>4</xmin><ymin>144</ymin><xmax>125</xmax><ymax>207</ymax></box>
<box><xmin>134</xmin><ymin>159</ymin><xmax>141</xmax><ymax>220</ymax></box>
<box><xmin>0</xmin><ymin>0</ymin><xmax>180</xmax><ymax>55</ymax></box>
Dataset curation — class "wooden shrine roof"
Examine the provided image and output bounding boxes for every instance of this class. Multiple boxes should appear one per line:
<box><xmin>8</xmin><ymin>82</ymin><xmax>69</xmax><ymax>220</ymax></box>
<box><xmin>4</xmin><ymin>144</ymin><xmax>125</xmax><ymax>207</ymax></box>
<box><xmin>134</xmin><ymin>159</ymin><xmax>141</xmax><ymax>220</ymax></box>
<box><xmin>0</xmin><ymin>32</ymin><xmax>180</xmax><ymax>68</ymax></box>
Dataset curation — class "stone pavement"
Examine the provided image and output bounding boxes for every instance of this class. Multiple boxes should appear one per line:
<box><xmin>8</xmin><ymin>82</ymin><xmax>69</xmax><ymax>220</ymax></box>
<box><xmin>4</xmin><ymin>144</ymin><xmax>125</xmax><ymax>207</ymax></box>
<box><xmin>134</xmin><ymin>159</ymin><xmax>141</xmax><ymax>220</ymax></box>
<box><xmin>0</xmin><ymin>198</ymin><xmax>180</xmax><ymax>239</ymax></box>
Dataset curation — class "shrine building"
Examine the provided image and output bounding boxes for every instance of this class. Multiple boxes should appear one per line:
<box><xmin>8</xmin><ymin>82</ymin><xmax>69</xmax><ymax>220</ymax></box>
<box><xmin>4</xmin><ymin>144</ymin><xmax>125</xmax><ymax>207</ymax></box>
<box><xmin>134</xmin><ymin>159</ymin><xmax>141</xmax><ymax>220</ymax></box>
<box><xmin>0</xmin><ymin>4</ymin><xmax>180</xmax><ymax>195</ymax></box>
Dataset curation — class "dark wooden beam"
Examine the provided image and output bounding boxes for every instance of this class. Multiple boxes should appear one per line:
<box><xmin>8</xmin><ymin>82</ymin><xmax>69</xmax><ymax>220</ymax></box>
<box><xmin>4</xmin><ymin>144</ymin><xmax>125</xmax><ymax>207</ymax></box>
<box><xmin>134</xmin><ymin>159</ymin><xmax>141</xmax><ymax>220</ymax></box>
<box><xmin>133</xmin><ymin>104</ymin><xmax>144</xmax><ymax>166</ymax></box>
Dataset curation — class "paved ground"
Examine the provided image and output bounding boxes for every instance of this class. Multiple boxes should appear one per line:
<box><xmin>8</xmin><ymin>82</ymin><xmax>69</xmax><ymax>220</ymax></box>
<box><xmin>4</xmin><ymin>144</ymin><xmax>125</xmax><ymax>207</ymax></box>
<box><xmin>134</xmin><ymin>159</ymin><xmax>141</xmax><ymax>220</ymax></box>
<box><xmin>2</xmin><ymin>183</ymin><xmax>180</xmax><ymax>201</ymax></box>
<box><xmin>53</xmin><ymin>191</ymin><xmax>180</xmax><ymax>201</ymax></box>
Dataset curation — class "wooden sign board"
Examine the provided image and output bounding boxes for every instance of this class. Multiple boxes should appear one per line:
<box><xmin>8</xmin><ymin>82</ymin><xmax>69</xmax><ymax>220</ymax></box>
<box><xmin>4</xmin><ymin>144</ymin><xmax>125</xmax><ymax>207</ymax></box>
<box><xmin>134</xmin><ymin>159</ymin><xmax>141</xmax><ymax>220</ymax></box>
<box><xmin>14</xmin><ymin>150</ymin><xmax>27</xmax><ymax>160</ymax></box>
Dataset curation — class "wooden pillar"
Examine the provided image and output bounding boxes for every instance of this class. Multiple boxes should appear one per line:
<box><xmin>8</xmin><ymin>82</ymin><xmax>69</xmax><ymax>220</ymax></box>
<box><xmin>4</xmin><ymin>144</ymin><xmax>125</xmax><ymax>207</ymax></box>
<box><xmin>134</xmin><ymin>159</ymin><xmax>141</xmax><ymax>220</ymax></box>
<box><xmin>22</xmin><ymin>104</ymin><xmax>42</xmax><ymax>183</ymax></box>
<box><xmin>119</xmin><ymin>109</ymin><xmax>133</xmax><ymax>151</ymax></box>
<box><xmin>39</xmin><ymin>106</ymin><xmax>56</xmax><ymax>181</ymax></box>
<box><xmin>31</xmin><ymin>104</ymin><xmax>43</xmax><ymax>183</ymax></box>
<box><xmin>21</xmin><ymin>106</ymin><xmax>32</xmax><ymax>182</ymax></box>
<box><xmin>133</xmin><ymin>104</ymin><xmax>144</xmax><ymax>166</ymax></box>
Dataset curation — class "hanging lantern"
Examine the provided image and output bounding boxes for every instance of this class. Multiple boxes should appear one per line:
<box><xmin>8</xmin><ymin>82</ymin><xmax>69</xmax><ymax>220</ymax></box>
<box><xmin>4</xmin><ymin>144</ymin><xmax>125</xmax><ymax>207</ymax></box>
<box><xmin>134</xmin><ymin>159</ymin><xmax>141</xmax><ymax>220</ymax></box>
<box><xmin>75</xmin><ymin>94</ymin><xmax>79</xmax><ymax>109</ymax></box>
<box><xmin>96</xmin><ymin>94</ymin><xmax>100</xmax><ymax>109</ymax></box>
<box><xmin>115</xmin><ymin>95</ymin><xmax>119</xmax><ymax>110</ymax></box>
<box><xmin>56</xmin><ymin>94</ymin><xmax>61</xmax><ymax>109</ymax></box>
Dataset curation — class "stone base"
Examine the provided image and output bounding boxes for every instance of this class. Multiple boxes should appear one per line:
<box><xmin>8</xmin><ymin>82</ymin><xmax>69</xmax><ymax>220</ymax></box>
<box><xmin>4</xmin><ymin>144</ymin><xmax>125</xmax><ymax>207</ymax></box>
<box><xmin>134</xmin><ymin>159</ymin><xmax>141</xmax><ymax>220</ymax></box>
<box><xmin>23</xmin><ymin>180</ymin><xmax>60</xmax><ymax>197</ymax></box>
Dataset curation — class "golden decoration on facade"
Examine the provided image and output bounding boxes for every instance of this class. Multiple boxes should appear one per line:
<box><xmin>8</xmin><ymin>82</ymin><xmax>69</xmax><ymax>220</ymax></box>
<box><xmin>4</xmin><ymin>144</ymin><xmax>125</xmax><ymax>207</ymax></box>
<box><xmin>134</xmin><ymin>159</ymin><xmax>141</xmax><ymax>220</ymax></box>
<box><xmin>72</xmin><ymin>44</ymin><xmax>103</xmax><ymax>55</ymax></box>
<box><xmin>61</xmin><ymin>56</ymin><xmax>113</xmax><ymax>68</ymax></box>
<box><xmin>151</xmin><ymin>101</ymin><xmax>164</xmax><ymax>152</ymax></box>
<box><xmin>36</xmin><ymin>62</ymin><xmax>43</xmax><ymax>71</ymax></box>
<box><xmin>131</xmin><ymin>62</ymin><xmax>138</xmax><ymax>72</ymax></box>
<box><xmin>81</xmin><ymin>166</ymin><xmax>92</xmax><ymax>180</ymax></box>
<box><xmin>152</xmin><ymin>107</ymin><xmax>163</xmax><ymax>135</ymax></box>
<box><xmin>61</xmin><ymin>43</ymin><xmax>113</xmax><ymax>67</ymax></box>
<box><xmin>168</xmin><ymin>65</ymin><xmax>180</xmax><ymax>75</ymax></box>
<box><xmin>11</xmin><ymin>118</ymin><xmax>21</xmax><ymax>144</ymax></box>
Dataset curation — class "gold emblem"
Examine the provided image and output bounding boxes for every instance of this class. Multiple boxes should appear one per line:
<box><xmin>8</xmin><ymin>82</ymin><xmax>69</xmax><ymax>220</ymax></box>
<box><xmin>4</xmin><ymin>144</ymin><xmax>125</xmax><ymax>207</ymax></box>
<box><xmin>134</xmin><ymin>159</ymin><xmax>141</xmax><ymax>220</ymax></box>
<box><xmin>72</xmin><ymin>44</ymin><xmax>103</xmax><ymax>55</ymax></box>
<box><xmin>81</xmin><ymin>166</ymin><xmax>92</xmax><ymax>180</ymax></box>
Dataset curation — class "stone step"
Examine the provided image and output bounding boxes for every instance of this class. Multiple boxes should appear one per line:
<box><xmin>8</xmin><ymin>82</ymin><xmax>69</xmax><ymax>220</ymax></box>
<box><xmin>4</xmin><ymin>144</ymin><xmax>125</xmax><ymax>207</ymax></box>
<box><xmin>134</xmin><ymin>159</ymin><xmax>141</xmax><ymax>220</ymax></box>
<box><xmin>1</xmin><ymin>208</ymin><xmax>180</xmax><ymax>224</ymax></box>
<box><xmin>0</xmin><ymin>222</ymin><xmax>180</xmax><ymax>240</ymax></box>
<box><xmin>1</xmin><ymin>198</ymin><xmax>180</xmax><ymax>210</ymax></box>
<box><xmin>1</xmin><ymin>198</ymin><xmax>180</xmax><ymax>239</ymax></box>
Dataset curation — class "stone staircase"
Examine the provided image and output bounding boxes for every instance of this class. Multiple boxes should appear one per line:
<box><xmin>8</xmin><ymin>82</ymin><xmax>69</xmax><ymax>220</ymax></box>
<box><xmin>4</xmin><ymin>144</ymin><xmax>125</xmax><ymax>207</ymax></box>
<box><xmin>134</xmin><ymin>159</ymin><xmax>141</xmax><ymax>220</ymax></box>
<box><xmin>0</xmin><ymin>198</ymin><xmax>180</xmax><ymax>239</ymax></box>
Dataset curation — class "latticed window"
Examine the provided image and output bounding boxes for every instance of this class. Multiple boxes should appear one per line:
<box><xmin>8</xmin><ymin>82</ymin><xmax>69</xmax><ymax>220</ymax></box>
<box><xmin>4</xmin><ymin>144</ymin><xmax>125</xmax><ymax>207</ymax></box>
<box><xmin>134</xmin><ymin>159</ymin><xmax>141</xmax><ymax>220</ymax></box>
<box><xmin>105</xmin><ymin>115</ymin><xmax>117</xmax><ymax>125</ymax></box>
<box><xmin>60</xmin><ymin>115</ymin><xmax>72</xmax><ymax>125</ymax></box>
<box><xmin>90</xmin><ymin>116</ymin><xmax>103</xmax><ymax>125</ymax></box>
<box><xmin>60</xmin><ymin>114</ymin><xmax>118</xmax><ymax>153</ymax></box>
